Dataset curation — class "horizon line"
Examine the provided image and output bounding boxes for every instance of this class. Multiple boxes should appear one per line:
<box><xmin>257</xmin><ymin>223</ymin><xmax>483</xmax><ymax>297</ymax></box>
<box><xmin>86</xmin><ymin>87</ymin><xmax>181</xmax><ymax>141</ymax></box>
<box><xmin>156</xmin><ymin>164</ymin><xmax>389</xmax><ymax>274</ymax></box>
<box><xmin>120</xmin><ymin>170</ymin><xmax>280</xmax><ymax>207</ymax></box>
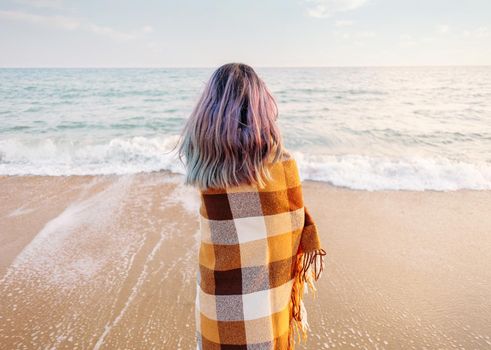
<box><xmin>1</xmin><ymin>64</ymin><xmax>491</xmax><ymax>69</ymax></box>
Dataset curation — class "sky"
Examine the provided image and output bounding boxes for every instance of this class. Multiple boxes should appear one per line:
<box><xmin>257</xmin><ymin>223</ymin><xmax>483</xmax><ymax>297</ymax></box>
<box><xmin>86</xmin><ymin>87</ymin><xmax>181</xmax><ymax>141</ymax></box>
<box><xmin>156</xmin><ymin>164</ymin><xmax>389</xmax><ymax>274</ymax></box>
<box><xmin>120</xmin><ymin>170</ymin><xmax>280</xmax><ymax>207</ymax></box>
<box><xmin>0</xmin><ymin>0</ymin><xmax>490</xmax><ymax>67</ymax></box>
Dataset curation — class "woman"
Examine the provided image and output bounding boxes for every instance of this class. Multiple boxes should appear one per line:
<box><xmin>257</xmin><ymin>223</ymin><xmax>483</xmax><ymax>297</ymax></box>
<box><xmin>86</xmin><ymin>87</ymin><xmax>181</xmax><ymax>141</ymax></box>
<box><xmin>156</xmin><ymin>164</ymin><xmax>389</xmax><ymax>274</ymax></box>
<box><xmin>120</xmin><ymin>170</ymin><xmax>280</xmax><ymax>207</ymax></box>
<box><xmin>178</xmin><ymin>63</ymin><xmax>326</xmax><ymax>349</ymax></box>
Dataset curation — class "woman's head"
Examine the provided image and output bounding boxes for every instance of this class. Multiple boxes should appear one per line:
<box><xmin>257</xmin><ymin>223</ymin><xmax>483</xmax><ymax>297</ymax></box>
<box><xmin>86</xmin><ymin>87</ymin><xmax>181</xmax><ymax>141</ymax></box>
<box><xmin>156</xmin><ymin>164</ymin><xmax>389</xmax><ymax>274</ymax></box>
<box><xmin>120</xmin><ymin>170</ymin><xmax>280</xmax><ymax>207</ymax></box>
<box><xmin>178</xmin><ymin>63</ymin><xmax>285</xmax><ymax>190</ymax></box>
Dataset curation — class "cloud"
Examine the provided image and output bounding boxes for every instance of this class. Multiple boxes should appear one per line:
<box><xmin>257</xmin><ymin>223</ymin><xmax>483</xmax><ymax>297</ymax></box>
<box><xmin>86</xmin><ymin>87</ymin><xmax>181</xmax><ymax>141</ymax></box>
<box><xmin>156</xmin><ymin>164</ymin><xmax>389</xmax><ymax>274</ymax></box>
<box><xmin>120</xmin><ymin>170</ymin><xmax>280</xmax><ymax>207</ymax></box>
<box><xmin>334</xmin><ymin>30</ymin><xmax>375</xmax><ymax>39</ymax></box>
<box><xmin>14</xmin><ymin>0</ymin><xmax>64</xmax><ymax>9</ymax></box>
<box><xmin>0</xmin><ymin>10</ymin><xmax>80</xmax><ymax>30</ymax></box>
<box><xmin>142</xmin><ymin>25</ymin><xmax>153</xmax><ymax>33</ymax></box>
<box><xmin>357</xmin><ymin>30</ymin><xmax>375</xmax><ymax>38</ymax></box>
<box><xmin>86</xmin><ymin>23</ymin><xmax>136</xmax><ymax>41</ymax></box>
<box><xmin>436</xmin><ymin>24</ymin><xmax>450</xmax><ymax>34</ymax></box>
<box><xmin>0</xmin><ymin>10</ymin><xmax>137</xmax><ymax>41</ymax></box>
<box><xmin>398</xmin><ymin>34</ymin><xmax>417</xmax><ymax>47</ymax></box>
<box><xmin>474</xmin><ymin>26</ymin><xmax>489</xmax><ymax>38</ymax></box>
<box><xmin>303</xmin><ymin>0</ymin><xmax>368</xmax><ymax>18</ymax></box>
<box><xmin>462</xmin><ymin>26</ymin><xmax>490</xmax><ymax>38</ymax></box>
<box><xmin>398</xmin><ymin>34</ymin><xmax>436</xmax><ymax>48</ymax></box>
<box><xmin>334</xmin><ymin>20</ymin><xmax>354</xmax><ymax>27</ymax></box>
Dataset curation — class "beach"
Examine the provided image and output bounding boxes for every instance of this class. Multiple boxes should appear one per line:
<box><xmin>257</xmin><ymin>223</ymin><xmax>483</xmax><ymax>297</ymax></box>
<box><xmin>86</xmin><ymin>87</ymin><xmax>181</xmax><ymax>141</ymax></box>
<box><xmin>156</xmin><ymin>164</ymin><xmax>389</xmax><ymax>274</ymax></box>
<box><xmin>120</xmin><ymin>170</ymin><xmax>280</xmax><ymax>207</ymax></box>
<box><xmin>1</xmin><ymin>174</ymin><xmax>490</xmax><ymax>349</ymax></box>
<box><xmin>1</xmin><ymin>0</ymin><xmax>491</xmax><ymax>346</ymax></box>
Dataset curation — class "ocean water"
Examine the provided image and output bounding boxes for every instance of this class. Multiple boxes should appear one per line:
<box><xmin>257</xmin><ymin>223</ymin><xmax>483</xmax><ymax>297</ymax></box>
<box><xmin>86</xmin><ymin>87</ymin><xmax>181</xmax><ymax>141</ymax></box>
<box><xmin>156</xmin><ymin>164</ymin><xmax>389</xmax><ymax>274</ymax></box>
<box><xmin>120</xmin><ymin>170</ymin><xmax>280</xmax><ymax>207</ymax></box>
<box><xmin>0</xmin><ymin>67</ymin><xmax>490</xmax><ymax>191</ymax></box>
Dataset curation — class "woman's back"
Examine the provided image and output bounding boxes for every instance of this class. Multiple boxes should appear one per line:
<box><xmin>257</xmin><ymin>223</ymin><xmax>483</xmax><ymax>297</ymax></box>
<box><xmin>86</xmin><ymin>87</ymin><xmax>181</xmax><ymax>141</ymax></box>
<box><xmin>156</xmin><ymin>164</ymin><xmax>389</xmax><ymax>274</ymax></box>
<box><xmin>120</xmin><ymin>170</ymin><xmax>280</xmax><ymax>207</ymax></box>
<box><xmin>195</xmin><ymin>153</ymin><xmax>324</xmax><ymax>349</ymax></box>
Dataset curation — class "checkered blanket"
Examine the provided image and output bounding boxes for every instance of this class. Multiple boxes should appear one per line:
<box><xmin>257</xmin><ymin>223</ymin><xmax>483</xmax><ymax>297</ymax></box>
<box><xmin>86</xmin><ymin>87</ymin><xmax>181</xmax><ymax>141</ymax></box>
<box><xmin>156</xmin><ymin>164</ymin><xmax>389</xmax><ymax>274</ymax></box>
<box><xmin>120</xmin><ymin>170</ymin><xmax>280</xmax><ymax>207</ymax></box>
<box><xmin>195</xmin><ymin>154</ymin><xmax>326</xmax><ymax>349</ymax></box>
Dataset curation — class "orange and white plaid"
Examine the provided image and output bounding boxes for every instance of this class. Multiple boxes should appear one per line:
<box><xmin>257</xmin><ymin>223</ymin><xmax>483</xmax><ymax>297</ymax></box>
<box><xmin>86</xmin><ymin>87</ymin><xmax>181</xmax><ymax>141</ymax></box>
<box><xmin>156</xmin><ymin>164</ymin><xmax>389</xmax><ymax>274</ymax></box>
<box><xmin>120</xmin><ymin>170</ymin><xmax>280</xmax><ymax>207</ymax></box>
<box><xmin>195</xmin><ymin>153</ymin><xmax>326</xmax><ymax>349</ymax></box>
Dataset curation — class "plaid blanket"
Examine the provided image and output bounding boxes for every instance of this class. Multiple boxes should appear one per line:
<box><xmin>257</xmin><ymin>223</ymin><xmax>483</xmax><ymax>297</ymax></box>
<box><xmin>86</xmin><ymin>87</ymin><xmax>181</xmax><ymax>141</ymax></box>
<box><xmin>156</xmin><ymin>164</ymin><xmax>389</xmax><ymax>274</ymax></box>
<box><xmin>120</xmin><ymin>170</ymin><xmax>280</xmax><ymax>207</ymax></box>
<box><xmin>195</xmin><ymin>154</ymin><xmax>326</xmax><ymax>349</ymax></box>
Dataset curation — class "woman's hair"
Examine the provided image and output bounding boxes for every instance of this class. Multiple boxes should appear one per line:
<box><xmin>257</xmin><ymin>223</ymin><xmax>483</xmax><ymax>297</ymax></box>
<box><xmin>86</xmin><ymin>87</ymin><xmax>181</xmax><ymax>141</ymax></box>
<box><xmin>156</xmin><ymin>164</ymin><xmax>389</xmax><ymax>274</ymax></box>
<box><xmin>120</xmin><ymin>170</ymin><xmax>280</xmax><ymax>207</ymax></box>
<box><xmin>177</xmin><ymin>63</ymin><xmax>286</xmax><ymax>190</ymax></box>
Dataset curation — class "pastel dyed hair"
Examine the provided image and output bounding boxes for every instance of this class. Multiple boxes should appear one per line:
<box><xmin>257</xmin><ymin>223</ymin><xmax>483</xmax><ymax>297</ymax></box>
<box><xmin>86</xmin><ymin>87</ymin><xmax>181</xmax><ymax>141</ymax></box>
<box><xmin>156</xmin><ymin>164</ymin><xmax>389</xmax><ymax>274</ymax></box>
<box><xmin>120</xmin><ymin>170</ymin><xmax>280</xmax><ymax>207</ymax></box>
<box><xmin>177</xmin><ymin>63</ymin><xmax>285</xmax><ymax>190</ymax></box>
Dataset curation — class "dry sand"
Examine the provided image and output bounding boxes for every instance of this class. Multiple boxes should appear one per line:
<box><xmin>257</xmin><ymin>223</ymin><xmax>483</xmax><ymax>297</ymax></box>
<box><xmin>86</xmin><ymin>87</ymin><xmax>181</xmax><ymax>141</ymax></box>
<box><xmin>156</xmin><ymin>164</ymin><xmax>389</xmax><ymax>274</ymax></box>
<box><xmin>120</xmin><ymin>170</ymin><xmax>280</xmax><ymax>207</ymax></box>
<box><xmin>0</xmin><ymin>174</ymin><xmax>490</xmax><ymax>349</ymax></box>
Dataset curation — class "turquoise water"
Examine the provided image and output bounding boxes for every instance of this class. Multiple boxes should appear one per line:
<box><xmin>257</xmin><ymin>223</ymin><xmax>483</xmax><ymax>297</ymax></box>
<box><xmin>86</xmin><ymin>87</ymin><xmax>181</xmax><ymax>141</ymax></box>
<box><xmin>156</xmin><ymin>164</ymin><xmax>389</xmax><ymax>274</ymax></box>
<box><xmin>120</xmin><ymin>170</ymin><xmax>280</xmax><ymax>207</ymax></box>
<box><xmin>1</xmin><ymin>67</ymin><xmax>490</xmax><ymax>190</ymax></box>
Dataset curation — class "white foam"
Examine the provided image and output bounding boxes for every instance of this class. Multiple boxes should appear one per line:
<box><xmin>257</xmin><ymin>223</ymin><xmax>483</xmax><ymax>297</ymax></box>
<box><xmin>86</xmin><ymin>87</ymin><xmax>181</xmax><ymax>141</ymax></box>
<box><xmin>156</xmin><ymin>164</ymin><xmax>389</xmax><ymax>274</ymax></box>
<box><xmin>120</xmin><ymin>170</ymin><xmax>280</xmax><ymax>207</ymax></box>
<box><xmin>2</xmin><ymin>175</ymin><xmax>134</xmax><ymax>287</ymax></box>
<box><xmin>93</xmin><ymin>223</ymin><xmax>171</xmax><ymax>350</ymax></box>
<box><xmin>1</xmin><ymin>136</ymin><xmax>490</xmax><ymax>191</ymax></box>
<box><xmin>0</xmin><ymin>135</ymin><xmax>184</xmax><ymax>176</ymax></box>
<box><xmin>293</xmin><ymin>152</ymin><xmax>491</xmax><ymax>191</ymax></box>
<box><xmin>167</xmin><ymin>183</ymin><xmax>201</xmax><ymax>214</ymax></box>
<box><xmin>7</xmin><ymin>205</ymin><xmax>35</xmax><ymax>217</ymax></box>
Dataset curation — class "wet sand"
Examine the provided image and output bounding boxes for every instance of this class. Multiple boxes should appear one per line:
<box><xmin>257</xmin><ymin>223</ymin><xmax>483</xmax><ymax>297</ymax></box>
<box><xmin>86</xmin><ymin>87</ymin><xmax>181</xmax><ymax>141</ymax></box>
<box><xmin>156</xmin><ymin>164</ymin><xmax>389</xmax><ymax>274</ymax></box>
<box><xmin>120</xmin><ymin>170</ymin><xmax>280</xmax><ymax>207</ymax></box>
<box><xmin>0</xmin><ymin>174</ymin><xmax>490</xmax><ymax>349</ymax></box>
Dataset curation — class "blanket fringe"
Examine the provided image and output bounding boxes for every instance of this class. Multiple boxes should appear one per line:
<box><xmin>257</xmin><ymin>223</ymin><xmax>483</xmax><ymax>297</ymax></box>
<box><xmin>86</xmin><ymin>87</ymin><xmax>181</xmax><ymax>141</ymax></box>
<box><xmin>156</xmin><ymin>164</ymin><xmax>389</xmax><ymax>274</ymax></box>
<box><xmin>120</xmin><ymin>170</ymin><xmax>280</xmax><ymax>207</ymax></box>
<box><xmin>288</xmin><ymin>248</ymin><xmax>326</xmax><ymax>350</ymax></box>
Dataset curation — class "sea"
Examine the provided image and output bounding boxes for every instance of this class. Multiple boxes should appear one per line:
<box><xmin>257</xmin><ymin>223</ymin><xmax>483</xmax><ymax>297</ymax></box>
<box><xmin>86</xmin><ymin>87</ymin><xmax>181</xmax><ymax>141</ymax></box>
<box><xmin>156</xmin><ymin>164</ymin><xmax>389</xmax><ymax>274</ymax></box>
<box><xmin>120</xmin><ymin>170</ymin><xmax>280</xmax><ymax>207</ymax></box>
<box><xmin>0</xmin><ymin>67</ymin><xmax>490</xmax><ymax>191</ymax></box>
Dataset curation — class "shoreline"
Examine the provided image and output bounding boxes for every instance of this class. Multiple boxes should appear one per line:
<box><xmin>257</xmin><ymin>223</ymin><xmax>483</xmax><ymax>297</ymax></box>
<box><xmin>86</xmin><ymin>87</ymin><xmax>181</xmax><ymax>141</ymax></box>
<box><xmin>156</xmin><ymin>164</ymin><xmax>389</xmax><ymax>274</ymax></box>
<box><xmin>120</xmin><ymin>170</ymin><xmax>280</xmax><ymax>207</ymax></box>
<box><xmin>0</xmin><ymin>173</ymin><xmax>490</xmax><ymax>349</ymax></box>
<box><xmin>2</xmin><ymin>172</ymin><xmax>490</xmax><ymax>193</ymax></box>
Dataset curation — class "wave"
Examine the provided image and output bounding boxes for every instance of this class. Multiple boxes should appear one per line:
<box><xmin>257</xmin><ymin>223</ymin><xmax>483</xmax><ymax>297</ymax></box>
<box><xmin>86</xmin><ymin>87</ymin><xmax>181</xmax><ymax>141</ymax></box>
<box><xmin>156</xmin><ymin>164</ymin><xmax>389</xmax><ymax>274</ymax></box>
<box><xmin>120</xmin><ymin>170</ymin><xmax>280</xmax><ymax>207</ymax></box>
<box><xmin>0</xmin><ymin>136</ymin><xmax>490</xmax><ymax>191</ymax></box>
<box><xmin>293</xmin><ymin>152</ymin><xmax>491</xmax><ymax>191</ymax></box>
<box><xmin>0</xmin><ymin>136</ymin><xmax>184</xmax><ymax>176</ymax></box>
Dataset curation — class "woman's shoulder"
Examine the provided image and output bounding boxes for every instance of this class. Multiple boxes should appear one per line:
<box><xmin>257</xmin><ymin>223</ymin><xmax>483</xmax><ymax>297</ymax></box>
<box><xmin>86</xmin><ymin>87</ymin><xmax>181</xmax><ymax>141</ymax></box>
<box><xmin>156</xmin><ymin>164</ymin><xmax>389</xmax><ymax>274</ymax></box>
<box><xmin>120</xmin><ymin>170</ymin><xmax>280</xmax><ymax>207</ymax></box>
<box><xmin>266</xmin><ymin>147</ymin><xmax>294</xmax><ymax>163</ymax></box>
<box><xmin>264</xmin><ymin>148</ymin><xmax>302</xmax><ymax>189</ymax></box>
<box><xmin>279</xmin><ymin>148</ymin><xmax>293</xmax><ymax>161</ymax></box>
<box><xmin>269</xmin><ymin>148</ymin><xmax>299</xmax><ymax>170</ymax></box>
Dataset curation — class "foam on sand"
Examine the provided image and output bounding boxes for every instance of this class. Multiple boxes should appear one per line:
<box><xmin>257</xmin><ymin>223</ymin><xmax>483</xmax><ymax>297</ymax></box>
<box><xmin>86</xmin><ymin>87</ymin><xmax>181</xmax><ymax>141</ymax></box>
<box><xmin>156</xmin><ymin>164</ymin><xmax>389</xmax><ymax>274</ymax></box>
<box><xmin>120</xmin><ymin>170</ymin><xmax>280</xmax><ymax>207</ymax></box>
<box><xmin>0</xmin><ymin>174</ymin><xmax>200</xmax><ymax>349</ymax></box>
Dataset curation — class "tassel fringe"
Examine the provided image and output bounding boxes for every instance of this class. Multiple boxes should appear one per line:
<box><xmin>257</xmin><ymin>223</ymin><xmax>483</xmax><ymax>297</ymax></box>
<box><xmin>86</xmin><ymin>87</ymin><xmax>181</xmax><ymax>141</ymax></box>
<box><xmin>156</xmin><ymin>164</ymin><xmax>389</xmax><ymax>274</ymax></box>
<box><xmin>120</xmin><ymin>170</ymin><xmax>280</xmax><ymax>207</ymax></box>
<box><xmin>288</xmin><ymin>248</ymin><xmax>326</xmax><ymax>350</ymax></box>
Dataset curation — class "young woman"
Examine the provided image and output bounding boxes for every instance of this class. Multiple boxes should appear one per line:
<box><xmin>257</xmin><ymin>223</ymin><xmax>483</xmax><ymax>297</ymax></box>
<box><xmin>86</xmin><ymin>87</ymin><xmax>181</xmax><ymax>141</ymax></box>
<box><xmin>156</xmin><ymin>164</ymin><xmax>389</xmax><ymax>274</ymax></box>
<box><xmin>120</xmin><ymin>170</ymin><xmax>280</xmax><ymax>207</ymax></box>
<box><xmin>178</xmin><ymin>63</ymin><xmax>326</xmax><ymax>350</ymax></box>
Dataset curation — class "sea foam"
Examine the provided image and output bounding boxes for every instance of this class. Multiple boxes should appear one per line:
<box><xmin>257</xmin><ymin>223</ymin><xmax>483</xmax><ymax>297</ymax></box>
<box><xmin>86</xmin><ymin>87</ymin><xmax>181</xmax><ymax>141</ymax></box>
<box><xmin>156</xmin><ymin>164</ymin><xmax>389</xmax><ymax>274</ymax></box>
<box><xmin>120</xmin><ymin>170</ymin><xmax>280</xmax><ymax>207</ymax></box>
<box><xmin>293</xmin><ymin>152</ymin><xmax>491</xmax><ymax>191</ymax></box>
<box><xmin>1</xmin><ymin>136</ymin><xmax>490</xmax><ymax>191</ymax></box>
